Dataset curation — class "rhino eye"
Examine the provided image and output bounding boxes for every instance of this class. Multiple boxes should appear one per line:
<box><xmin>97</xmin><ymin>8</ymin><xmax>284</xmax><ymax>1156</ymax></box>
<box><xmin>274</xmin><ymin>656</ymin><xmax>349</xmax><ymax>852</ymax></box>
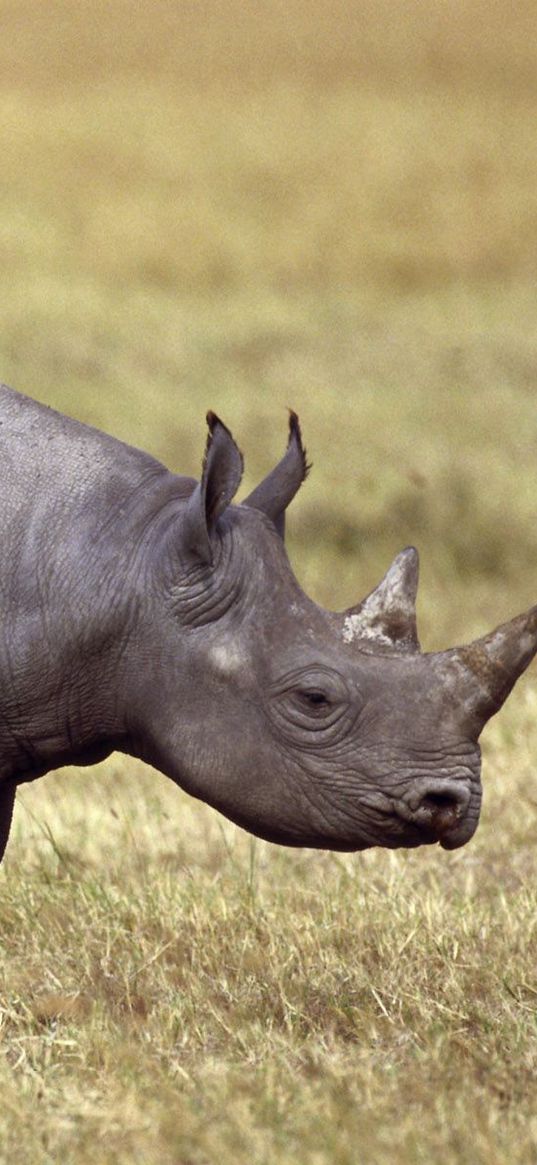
<box><xmin>297</xmin><ymin>689</ymin><xmax>332</xmax><ymax>712</ymax></box>
<box><xmin>270</xmin><ymin>667</ymin><xmax>352</xmax><ymax>740</ymax></box>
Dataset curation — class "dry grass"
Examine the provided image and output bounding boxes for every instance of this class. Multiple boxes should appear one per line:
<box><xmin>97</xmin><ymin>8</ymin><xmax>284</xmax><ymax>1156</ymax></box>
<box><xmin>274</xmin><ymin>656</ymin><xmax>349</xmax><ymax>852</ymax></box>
<box><xmin>1</xmin><ymin>1</ymin><xmax>537</xmax><ymax>1161</ymax></box>
<box><xmin>2</xmin><ymin>694</ymin><xmax>537</xmax><ymax>1164</ymax></box>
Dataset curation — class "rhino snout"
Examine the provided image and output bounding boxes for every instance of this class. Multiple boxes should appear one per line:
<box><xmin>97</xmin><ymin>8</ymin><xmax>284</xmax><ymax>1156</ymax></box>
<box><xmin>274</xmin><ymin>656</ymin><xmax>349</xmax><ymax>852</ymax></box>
<box><xmin>395</xmin><ymin>777</ymin><xmax>472</xmax><ymax>840</ymax></box>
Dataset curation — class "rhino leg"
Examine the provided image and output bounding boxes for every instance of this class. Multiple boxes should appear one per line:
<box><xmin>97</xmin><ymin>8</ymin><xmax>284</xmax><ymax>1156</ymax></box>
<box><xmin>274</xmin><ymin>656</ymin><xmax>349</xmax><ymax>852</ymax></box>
<box><xmin>0</xmin><ymin>782</ymin><xmax>16</xmax><ymax>863</ymax></box>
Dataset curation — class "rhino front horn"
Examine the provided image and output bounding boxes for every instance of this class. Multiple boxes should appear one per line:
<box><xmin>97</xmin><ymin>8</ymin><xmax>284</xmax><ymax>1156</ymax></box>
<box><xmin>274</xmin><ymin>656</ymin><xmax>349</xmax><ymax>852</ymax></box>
<box><xmin>343</xmin><ymin>547</ymin><xmax>420</xmax><ymax>653</ymax></box>
<box><xmin>452</xmin><ymin>605</ymin><xmax>537</xmax><ymax>727</ymax></box>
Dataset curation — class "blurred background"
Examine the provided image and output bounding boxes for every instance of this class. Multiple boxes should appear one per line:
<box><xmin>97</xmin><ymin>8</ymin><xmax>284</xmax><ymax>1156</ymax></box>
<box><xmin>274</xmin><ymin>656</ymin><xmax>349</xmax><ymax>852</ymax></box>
<box><xmin>2</xmin><ymin>0</ymin><xmax>537</xmax><ymax>647</ymax></box>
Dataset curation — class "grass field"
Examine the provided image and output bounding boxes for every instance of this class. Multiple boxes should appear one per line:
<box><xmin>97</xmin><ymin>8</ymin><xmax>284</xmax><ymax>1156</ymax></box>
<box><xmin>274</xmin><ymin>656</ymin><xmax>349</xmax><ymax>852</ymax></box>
<box><xmin>1</xmin><ymin>2</ymin><xmax>537</xmax><ymax>1161</ymax></box>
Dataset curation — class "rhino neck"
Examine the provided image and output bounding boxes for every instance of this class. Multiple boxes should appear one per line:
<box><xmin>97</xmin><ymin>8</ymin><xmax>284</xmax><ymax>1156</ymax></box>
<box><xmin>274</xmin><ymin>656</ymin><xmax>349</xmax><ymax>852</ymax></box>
<box><xmin>0</xmin><ymin>647</ymin><xmax>125</xmax><ymax>787</ymax></box>
<box><xmin>0</xmin><ymin>386</ymin><xmax>192</xmax><ymax>785</ymax></box>
<box><xmin>0</xmin><ymin>551</ymin><xmax>138</xmax><ymax>784</ymax></box>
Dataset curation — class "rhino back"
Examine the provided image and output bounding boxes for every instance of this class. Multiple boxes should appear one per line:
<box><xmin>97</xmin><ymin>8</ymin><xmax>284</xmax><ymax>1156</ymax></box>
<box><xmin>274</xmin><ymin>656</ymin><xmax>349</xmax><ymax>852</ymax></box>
<box><xmin>0</xmin><ymin>384</ymin><xmax>199</xmax><ymax>578</ymax></box>
<box><xmin>0</xmin><ymin>384</ymin><xmax>171</xmax><ymax>518</ymax></box>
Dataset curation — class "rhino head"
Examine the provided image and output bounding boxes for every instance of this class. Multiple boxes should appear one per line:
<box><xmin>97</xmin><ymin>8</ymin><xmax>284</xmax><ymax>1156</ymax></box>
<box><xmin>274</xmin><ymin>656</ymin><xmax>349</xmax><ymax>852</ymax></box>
<box><xmin>127</xmin><ymin>411</ymin><xmax>537</xmax><ymax>853</ymax></box>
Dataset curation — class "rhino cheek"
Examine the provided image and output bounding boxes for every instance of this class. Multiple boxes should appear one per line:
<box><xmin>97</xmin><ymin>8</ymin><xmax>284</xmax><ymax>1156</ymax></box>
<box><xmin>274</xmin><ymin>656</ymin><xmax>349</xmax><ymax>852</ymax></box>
<box><xmin>207</xmin><ymin>641</ymin><xmax>248</xmax><ymax>676</ymax></box>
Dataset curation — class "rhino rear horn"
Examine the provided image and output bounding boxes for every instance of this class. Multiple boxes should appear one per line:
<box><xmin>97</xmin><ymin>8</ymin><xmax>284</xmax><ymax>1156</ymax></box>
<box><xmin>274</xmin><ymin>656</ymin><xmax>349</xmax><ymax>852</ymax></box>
<box><xmin>183</xmin><ymin>412</ymin><xmax>243</xmax><ymax>564</ymax></box>
<box><xmin>343</xmin><ymin>547</ymin><xmax>420</xmax><ymax>653</ymax></box>
<box><xmin>242</xmin><ymin>411</ymin><xmax>310</xmax><ymax>538</ymax></box>
<box><xmin>451</xmin><ymin>605</ymin><xmax>537</xmax><ymax>727</ymax></box>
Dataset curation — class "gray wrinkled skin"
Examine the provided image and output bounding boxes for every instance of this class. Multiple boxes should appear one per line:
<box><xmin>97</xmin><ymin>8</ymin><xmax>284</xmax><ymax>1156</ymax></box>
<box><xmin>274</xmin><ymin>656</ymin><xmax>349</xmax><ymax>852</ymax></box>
<box><xmin>1</xmin><ymin>383</ymin><xmax>536</xmax><ymax>862</ymax></box>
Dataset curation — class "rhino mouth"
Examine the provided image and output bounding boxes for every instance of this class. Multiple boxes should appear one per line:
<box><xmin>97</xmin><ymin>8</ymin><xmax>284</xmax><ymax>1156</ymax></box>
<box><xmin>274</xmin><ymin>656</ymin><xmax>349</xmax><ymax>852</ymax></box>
<box><xmin>380</xmin><ymin>817</ymin><xmax>477</xmax><ymax>851</ymax></box>
<box><xmin>391</xmin><ymin>805</ymin><xmax>480</xmax><ymax>851</ymax></box>
<box><xmin>438</xmin><ymin>819</ymin><xmax>478</xmax><ymax>850</ymax></box>
<box><xmin>240</xmin><ymin>812</ymin><xmax>478</xmax><ymax>852</ymax></box>
<box><xmin>389</xmin><ymin>776</ymin><xmax>480</xmax><ymax>850</ymax></box>
<box><xmin>217</xmin><ymin>780</ymin><xmax>480</xmax><ymax>852</ymax></box>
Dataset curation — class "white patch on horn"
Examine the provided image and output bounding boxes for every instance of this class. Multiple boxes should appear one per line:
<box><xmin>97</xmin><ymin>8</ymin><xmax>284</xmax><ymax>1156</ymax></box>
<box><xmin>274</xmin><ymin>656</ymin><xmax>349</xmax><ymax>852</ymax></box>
<box><xmin>342</xmin><ymin>613</ymin><xmax>392</xmax><ymax>647</ymax></box>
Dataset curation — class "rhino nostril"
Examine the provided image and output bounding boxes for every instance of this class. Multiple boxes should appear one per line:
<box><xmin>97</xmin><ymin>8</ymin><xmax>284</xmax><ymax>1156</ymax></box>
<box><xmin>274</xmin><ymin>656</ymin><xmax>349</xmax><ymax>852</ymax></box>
<box><xmin>417</xmin><ymin>787</ymin><xmax>470</xmax><ymax>835</ymax></box>
<box><xmin>397</xmin><ymin>779</ymin><xmax>471</xmax><ymax>836</ymax></box>
<box><xmin>421</xmin><ymin>791</ymin><xmax>462</xmax><ymax>814</ymax></box>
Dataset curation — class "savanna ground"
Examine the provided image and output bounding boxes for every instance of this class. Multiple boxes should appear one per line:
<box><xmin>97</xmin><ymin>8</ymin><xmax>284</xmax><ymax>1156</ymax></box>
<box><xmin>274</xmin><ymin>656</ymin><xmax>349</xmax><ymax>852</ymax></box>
<box><xmin>1</xmin><ymin>2</ymin><xmax>537</xmax><ymax>1160</ymax></box>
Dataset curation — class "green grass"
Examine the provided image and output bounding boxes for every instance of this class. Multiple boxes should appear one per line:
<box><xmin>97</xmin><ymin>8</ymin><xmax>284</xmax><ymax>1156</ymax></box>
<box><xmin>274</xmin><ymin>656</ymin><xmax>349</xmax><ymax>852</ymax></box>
<box><xmin>1</xmin><ymin>1</ymin><xmax>537</xmax><ymax>1161</ymax></box>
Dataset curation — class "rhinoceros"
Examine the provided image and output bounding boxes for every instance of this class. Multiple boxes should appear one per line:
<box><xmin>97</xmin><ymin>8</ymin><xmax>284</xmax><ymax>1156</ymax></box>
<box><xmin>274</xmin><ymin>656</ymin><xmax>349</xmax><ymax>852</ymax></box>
<box><xmin>0</xmin><ymin>383</ymin><xmax>535</xmax><ymax>863</ymax></box>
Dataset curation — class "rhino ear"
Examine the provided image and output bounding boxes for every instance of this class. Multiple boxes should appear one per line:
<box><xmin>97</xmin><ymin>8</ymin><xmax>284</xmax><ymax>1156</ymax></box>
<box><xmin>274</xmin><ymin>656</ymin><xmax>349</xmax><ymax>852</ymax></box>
<box><xmin>183</xmin><ymin>412</ymin><xmax>244</xmax><ymax>564</ymax></box>
<box><xmin>242</xmin><ymin>411</ymin><xmax>309</xmax><ymax>539</ymax></box>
